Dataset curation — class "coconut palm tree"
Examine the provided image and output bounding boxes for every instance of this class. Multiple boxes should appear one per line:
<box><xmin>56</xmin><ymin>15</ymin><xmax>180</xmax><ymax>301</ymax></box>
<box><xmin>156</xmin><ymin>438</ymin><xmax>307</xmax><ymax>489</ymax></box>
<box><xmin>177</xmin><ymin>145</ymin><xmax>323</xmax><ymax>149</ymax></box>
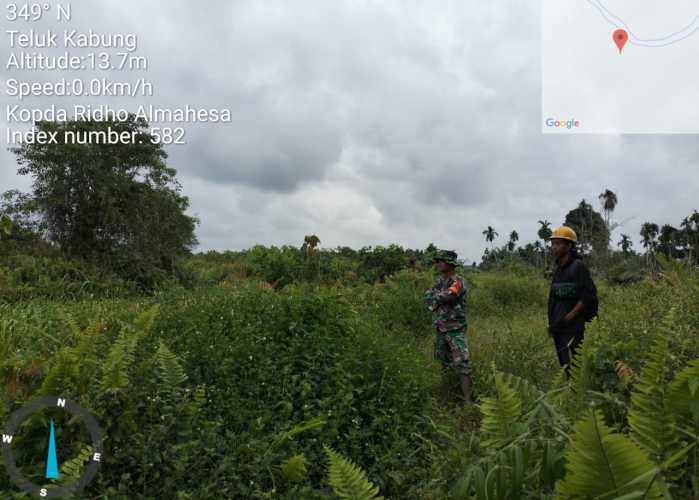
<box><xmin>617</xmin><ymin>234</ymin><xmax>633</xmax><ymax>255</ymax></box>
<box><xmin>537</xmin><ymin>220</ymin><xmax>552</xmax><ymax>268</ymax></box>
<box><xmin>507</xmin><ymin>230</ymin><xmax>519</xmax><ymax>252</ymax></box>
<box><xmin>482</xmin><ymin>226</ymin><xmax>498</xmax><ymax>249</ymax></box>
<box><xmin>599</xmin><ymin>189</ymin><xmax>618</xmax><ymax>229</ymax></box>
<box><xmin>537</xmin><ymin>220</ymin><xmax>552</xmax><ymax>242</ymax></box>
<box><xmin>599</xmin><ymin>189</ymin><xmax>618</xmax><ymax>252</ymax></box>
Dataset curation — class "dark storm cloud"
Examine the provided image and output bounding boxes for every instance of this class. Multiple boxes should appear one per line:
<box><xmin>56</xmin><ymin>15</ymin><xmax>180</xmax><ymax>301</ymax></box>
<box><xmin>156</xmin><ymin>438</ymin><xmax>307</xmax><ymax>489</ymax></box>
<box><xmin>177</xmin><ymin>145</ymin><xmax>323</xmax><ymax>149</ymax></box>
<box><xmin>1</xmin><ymin>0</ymin><xmax>697</xmax><ymax>261</ymax></box>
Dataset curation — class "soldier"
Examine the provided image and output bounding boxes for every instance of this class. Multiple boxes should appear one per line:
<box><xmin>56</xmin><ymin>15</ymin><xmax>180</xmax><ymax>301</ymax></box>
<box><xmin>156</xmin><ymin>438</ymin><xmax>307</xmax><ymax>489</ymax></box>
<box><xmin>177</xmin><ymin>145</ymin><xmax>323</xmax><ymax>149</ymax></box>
<box><xmin>547</xmin><ymin>226</ymin><xmax>598</xmax><ymax>376</ymax></box>
<box><xmin>424</xmin><ymin>249</ymin><xmax>474</xmax><ymax>403</ymax></box>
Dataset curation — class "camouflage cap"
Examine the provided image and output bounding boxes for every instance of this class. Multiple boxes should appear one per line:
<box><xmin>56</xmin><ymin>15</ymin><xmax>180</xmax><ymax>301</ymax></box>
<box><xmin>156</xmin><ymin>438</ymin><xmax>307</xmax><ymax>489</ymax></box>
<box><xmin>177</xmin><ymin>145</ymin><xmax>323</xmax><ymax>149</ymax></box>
<box><xmin>434</xmin><ymin>249</ymin><xmax>458</xmax><ymax>266</ymax></box>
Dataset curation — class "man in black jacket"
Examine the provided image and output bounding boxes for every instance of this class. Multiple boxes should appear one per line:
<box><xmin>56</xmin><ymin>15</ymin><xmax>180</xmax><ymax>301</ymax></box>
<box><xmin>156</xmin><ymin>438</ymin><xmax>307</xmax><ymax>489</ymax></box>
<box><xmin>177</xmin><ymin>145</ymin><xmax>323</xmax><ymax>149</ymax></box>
<box><xmin>547</xmin><ymin>226</ymin><xmax>597</xmax><ymax>376</ymax></box>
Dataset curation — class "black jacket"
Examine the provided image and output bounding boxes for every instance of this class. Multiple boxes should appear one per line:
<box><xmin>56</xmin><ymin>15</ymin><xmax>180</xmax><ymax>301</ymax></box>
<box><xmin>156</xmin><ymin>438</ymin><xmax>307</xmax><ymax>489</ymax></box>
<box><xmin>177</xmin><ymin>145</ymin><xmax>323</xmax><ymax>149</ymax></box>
<box><xmin>548</xmin><ymin>257</ymin><xmax>596</xmax><ymax>335</ymax></box>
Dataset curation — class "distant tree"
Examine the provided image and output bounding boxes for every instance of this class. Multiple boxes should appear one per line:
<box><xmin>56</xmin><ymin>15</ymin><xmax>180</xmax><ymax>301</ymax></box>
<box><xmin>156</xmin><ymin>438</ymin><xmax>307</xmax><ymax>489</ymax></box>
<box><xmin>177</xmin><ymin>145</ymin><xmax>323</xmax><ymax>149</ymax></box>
<box><xmin>618</xmin><ymin>234</ymin><xmax>633</xmax><ymax>255</ymax></box>
<box><xmin>0</xmin><ymin>215</ymin><xmax>12</xmax><ymax>238</ymax></box>
<box><xmin>0</xmin><ymin>189</ymin><xmax>45</xmax><ymax>241</ymax></box>
<box><xmin>564</xmin><ymin>200</ymin><xmax>609</xmax><ymax>255</ymax></box>
<box><xmin>482</xmin><ymin>226</ymin><xmax>499</xmax><ymax>249</ymax></box>
<box><xmin>537</xmin><ymin>220</ymin><xmax>552</xmax><ymax>241</ymax></box>
<box><xmin>680</xmin><ymin>211</ymin><xmax>699</xmax><ymax>264</ymax></box>
<box><xmin>599</xmin><ymin>189</ymin><xmax>618</xmax><ymax>230</ymax></box>
<box><xmin>301</xmin><ymin>234</ymin><xmax>321</xmax><ymax>258</ymax></box>
<box><xmin>507</xmin><ymin>230</ymin><xmax>519</xmax><ymax>252</ymax></box>
<box><xmin>10</xmin><ymin>116</ymin><xmax>198</xmax><ymax>285</ymax></box>
<box><xmin>658</xmin><ymin>224</ymin><xmax>679</xmax><ymax>258</ymax></box>
<box><xmin>640</xmin><ymin>222</ymin><xmax>659</xmax><ymax>252</ymax></box>
<box><xmin>639</xmin><ymin>222</ymin><xmax>660</xmax><ymax>266</ymax></box>
<box><xmin>537</xmin><ymin>220</ymin><xmax>552</xmax><ymax>268</ymax></box>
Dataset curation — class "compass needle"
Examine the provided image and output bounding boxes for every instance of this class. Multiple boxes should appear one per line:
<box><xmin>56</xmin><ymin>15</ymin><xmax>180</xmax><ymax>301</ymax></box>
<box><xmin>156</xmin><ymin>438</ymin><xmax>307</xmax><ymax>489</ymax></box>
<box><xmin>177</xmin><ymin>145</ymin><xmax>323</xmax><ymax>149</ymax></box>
<box><xmin>46</xmin><ymin>418</ymin><xmax>59</xmax><ymax>480</ymax></box>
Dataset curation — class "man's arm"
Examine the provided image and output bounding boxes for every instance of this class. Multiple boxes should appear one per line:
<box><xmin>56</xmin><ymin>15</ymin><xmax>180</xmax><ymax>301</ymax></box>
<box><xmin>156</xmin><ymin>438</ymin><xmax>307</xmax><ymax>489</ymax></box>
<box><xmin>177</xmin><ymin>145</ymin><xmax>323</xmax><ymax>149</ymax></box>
<box><xmin>434</xmin><ymin>277</ymin><xmax>463</xmax><ymax>304</ymax></box>
<box><xmin>565</xmin><ymin>263</ymin><xmax>595</xmax><ymax>321</ymax></box>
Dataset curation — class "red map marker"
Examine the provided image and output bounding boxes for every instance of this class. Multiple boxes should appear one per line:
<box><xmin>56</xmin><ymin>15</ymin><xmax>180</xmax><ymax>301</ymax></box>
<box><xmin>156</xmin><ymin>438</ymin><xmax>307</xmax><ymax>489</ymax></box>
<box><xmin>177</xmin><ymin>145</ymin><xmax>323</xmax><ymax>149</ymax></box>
<box><xmin>613</xmin><ymin>29</ymin><xmax>629</xmax><ymax>53</ymax></box>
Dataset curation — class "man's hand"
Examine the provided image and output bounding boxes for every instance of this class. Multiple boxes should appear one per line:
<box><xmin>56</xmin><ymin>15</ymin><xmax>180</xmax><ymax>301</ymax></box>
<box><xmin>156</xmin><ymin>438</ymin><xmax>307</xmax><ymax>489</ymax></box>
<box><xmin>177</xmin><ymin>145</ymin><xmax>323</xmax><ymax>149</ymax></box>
<box><xmin>564</xmin><ymin>301</ymin><xmax>585</xmax><ymax>322</ymax></box>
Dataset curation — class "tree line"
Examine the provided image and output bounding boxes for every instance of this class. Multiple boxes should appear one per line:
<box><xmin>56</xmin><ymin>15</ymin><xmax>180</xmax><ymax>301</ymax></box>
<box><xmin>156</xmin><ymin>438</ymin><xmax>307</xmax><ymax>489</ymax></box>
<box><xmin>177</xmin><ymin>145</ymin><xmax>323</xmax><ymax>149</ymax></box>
<box><xmin>480</xmin><ymin>190</ymin><xmax>699</xmax><ymax>272</ymax></box>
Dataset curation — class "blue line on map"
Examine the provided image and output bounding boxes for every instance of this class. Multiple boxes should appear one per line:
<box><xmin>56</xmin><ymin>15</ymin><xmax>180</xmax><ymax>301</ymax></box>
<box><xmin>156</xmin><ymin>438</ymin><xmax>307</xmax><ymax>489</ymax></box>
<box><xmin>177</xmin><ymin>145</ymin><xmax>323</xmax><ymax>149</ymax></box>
<box><xmin>586</xmin><ymin>0</ymin><xmax>699</xmax><ymax>47</ymax></box>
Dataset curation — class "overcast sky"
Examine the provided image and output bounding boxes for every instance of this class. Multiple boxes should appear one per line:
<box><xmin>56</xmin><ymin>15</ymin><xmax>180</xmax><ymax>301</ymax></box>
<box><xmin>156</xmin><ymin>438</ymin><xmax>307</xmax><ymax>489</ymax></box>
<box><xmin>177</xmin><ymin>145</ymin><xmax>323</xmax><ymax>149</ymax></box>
<box><xmin>1</xmin><ymin>0</ymin><xmax>697</xmax><ymax>263</ymax></box>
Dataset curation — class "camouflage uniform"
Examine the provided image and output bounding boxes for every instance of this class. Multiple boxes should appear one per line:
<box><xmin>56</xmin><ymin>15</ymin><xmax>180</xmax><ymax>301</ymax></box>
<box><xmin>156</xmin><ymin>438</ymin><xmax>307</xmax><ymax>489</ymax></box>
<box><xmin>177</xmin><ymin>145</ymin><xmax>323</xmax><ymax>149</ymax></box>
<box><xmin>424</xmin><ymin>250</ymin><xmax>471</xmax><ymax>376</ymax></box>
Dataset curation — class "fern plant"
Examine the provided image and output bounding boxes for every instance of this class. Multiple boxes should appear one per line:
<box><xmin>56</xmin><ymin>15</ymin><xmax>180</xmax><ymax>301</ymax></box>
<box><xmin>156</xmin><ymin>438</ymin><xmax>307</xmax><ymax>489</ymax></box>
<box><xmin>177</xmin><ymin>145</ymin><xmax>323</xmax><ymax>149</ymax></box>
<box><xmin>567</xmin><ymin>336</ymin><xmax>596</xmax><ymax>412</ymax></box>
<box><xmin>133</xmin><ymin>304</ymin><xmax>160</xmax><ymax>335</ymax></box>
<box><xmin>667</xmin><ymin>358</ymin><xmax>699</xmax><ymax>427</ymax></box>
<box><xmin>627</xmin><ymin>312</ymin><xmax>681</xmax><ymax>468</ymax></box>
<box><xmin>479</xmin><ymin>370</ymin><xmax>524</xmax><ymax>449</ymax></box>
<box><xmin>324</xmin><ymin>446</ymin><xmax>384</xmax><ymax>500</ymax></box>
<box><xmin>155</xmin><ymin>341</ymin><xmax>188</xmax><ymax>394</ymax></box>
<box><xmin>40</xmin><ymin>317</ymin><xmax>102</xmax><ymax>396</ymax></box>
<box><xmin>98</xmin><ymin>305</ymin><xmax>160</xmax><ymax>394</ymax></box>
<box><xmin>556</xmin><ymin>409</ymin><xmax>665</xmax><ymax>499</ymax></box>
<box><xmin>56</xmin><ymin>445</ymin><xmax>94</xmax><ymax>485</ymax></box>
<box><xmin>100</xmin><ymin>326</ymin><xmax>139</xmax><ymax>394</ymax></box>
<box><xmin>280</xmin><ymin>453</ymin><xmax>307</xmax><ymax>483</ymax></box>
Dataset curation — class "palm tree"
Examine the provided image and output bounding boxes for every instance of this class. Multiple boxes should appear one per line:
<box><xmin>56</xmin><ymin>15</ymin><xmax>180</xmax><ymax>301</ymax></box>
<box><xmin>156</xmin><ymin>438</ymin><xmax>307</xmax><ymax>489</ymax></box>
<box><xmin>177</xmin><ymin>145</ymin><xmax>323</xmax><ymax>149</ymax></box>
<box><xmin>537</xmin><ymin>220</ymin><xmax>552</xmax><ymax>268</ymax></box>
<box><xmin>599</xmin><ymin>189</ymin><xmax>618</xmax><ymax>252</ymax></box>
<box><xmin>618</xmin><ymin>234</ymin><xmax>633</xmax><ymax>255</ymax></box>
<box><xmin>640</xmin><ymin>223</ymin><xmax>658</xmax><ymax>250</ymax></box>
<box><xmin>482</xmin><ymin>226</ymin><xmax>498</xmax><ymax>249</ymax></box>
<box><xmin>658</xmin><ymin>225</ymin><xmax>678</xmax><ymax>258</ymax></box>
<box><xmin>537</xmin><ymin>220</ymin><xmax>552</xmax><ymax>242</ymax></box>
<box><xmin>507</xmin><ymin>230</ymin><xmax>519</xmax><ymax>252</ymax></box>
<box><xmin>301</xmin><ymin>234</ymin><xmax>321</xmax><ymax>258</ymax></box>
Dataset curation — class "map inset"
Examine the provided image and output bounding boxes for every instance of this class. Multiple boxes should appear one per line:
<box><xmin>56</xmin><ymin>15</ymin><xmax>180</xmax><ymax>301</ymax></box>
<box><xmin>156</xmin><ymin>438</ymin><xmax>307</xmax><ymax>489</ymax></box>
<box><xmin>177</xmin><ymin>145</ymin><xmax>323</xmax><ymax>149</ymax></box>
<box><xmin>543</xmin><ymin>1</ymin><xmax>699</xmax><ymax>134</ymax></box>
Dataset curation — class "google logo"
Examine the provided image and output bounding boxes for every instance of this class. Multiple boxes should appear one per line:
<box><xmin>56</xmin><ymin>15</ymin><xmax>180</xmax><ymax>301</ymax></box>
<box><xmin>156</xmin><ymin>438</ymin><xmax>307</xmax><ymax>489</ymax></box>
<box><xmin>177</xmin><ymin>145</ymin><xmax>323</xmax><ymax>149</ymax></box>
<box><xmin>545</xmin><ymin>118</ymin><xmax>580</xmax><ymax>129</ymax></box>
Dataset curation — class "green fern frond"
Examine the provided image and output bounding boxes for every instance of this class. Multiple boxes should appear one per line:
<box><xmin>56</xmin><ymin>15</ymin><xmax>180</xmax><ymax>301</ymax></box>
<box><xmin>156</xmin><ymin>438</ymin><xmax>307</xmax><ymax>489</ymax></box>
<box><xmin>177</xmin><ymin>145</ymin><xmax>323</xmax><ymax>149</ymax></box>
<box><xmin>556</xmin><ymin>409</ymin><xmax>665</xmax><ymax>499</ymax></box>
<box><xmin>568</xmin><ymin>338</ymin><xmax>595</xmax><ymax>411</ymax></box>
<box><xmin>628</xmin><ymin>310</ymin><xmax>681</xmax><ymax>466</ymax></box>
<box><xmin>58</xmin><ymin>309</ymin><xmax>81</xmax><ymax>340</ymax></box>
<box><xmin>281</xmin><ymin>453</ymin><xmax>307</xmax><ymax>483</ymax></box>
<box><xmin>324</xmin><ymin>446</ymin><xmax>384</xmax><ymax>500</ymax></box>
<box><xmin>133</xmin><ymin>304</ymin><xmax>160</xmax><ymax>335</ymax></box>
<box><xmin>40</xmin><ymin>319</ymin><xmax>103</xmax><ymax>395</ymax></box>
<box><xmin>498</xmin><ymin>371</ymin><xmax>543</xmax><ymax>410</ymax></box>
<box><xmin>668</xmin><ymin>358</ymin><xmax>699</xmax><ymax>427</ymax></box>
<box><xmin>57</xmin><ymin>445</ymin><xmax>93</xmax><ymax>484</ymax></box>
<box><xmin>155</xmin><ymin>341</ymin><xmax>188</xmax><ymax>391</ymax></box>
<box><xmin>192</xmin><ymin>384</ymin><xmax>207</xmax><ymax>410</ymax></box>
<box><xmin>39</xmin><ymin>350</ymin><xmax>80</xmax><ymax>395</ymax></box>
<box><xmin>267</xmin><ymin>417</ymin><xmax>325</xmax><ymax>455</ymax></box>
<box><xmin>100</xmin><ymin>327</ymin><xmax>138</xmax><ymax>394</ymax></box>
<box><xmin>479</xmin><ymin>371</ymin><xmax>524</xmax><ymax>449</ymax></box>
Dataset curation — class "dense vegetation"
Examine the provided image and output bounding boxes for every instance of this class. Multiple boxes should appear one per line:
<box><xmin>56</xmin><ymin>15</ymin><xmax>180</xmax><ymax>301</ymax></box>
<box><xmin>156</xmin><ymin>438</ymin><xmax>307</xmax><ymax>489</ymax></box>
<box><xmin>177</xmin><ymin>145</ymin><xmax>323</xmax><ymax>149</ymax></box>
<box><xmin>1</xmin><ymin>242</ymin><xmax>697</xmax><ymax>498</ymax></box>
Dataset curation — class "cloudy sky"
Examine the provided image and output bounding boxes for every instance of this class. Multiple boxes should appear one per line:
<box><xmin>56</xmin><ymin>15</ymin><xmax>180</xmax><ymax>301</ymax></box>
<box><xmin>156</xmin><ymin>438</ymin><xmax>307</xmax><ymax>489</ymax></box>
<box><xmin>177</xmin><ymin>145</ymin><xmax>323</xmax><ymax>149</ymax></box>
<box><xmin>1</xmin><ymin>0</ymin><xmax>697</xmax><ymax>263</ymax></box>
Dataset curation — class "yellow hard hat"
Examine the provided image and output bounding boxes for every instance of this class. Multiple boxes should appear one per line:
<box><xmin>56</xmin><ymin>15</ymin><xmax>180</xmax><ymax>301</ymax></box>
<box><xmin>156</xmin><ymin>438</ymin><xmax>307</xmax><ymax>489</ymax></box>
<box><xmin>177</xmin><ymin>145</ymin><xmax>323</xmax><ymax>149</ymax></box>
<box><xmin>549</xmin><ymin>226</ymin><xmax>577</xmax><ymax>243</ymax></box>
